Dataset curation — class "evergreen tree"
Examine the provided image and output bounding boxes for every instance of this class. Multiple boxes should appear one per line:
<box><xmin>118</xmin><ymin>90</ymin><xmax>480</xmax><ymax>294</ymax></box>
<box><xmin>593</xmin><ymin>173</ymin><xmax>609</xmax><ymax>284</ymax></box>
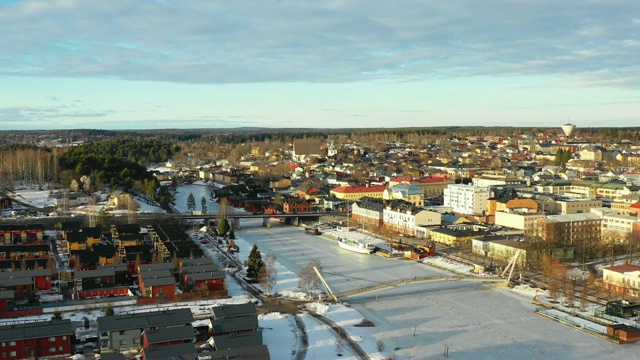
<box><xmin>218</xmin><ymin>218</ymin><xmax>230</xmax><ymax>237</ymax></box>
<box><xmin>51</xmin><ymin>310</ymin><xmax>63</xmax><ymax>321</ymax></box>
<box><xmin>187</xmin><ymin>192</ymin><xmax>196</xmax><ymax>212</ymax></box>
<box><xmin>104</xmin><ymin>302</ymin><xmax>115</xmax><ymax>316</ymax></box>
<box><xmin>246</xmin><ymin>245</ymin><xmax>264</xmax><ymax>283</ymax></box>
<box><xmin>201</xmin><ymin>196</ymin><xmax>208</xmax><ymax>214</ymax></box>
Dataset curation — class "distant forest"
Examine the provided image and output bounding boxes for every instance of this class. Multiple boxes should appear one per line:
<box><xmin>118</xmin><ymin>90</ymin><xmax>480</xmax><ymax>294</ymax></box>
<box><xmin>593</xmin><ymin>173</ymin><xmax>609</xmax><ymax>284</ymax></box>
<box><xmin>0</xmin><ymin>126</ymin><xmax>639</xmax><ymax>147</ymax></box>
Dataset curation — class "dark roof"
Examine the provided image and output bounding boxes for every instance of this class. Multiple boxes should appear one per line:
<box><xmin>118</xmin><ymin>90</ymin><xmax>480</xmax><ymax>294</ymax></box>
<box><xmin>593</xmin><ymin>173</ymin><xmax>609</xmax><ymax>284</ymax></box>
<box><xmin>186</xmin><ymin>271</ymin><xmax>225</xmax><ymax>282</ymax></box>
<box><xmin>140</xmin><ymin>269</ymin><xmax>172</xmax><ymax>281</ymax></box>
<box><xmin>97</xmin><ymin>308</ymin><xmax>193</xmax><ymax>332</ymax></box>
<box><xmin>211</xmin><ymin>330</ymin><xmax>263</xmax><ymax>350</ymax></box>
<box><xmin>142</xmin><ymin>276</ymin><xmax>175</xmax><ymax>287</ymax></box>
<box><xmin>181</xmin><ymin>257</ymin><xmax>215</xmax><ymax>267</ymax></box>
<box><xmin>211</xmin><ymin>303</ymin><xmax>257</xmax><ymax>319</ymax></box>
<box><xmin>141</xmin><ymin>343</ymin><xmax>197</xmax><ymax>360</ymax></box>
<box><xmin>430</xmin><ymin>227</ymin><xmax>487</xmax><ymax>238</ymax></box>
<box><xmin>180</xmin><ymin>345</ymin><xmax>270</xmax><ymax>360</ymax></box>
<box><xmin>0</xmin><ymin>290</ymin><xmax>14</xmax><ymax>299</ymax></box>
<box><xmin>0</xmin><ymin>269</ymin><xmax>51</xmax><ymax>279</ymax></box>
<box><xmin>75</xmin><ymin>268</ymin><xmax>115</xmax><ymax>279</ymax></box>
<box><xmin>139</xmin><ymin>262</ymin><xmax>174</xmax><ymax>272</ymax></box>
<box><xmin>0</xmin><ymin>277</ymin><xmax>32</xmax><ymax>286</ymax></box>
<box><xmin>66</xmin><ymin>231</ymin><xmax>88</xmax><ymax>244</ymax></box>
<box><xmin>181</xmin><ymin>264</ymin><xmax>219</xmax><ymax>274</ymax></box>
<box><xmin>210</xmin><ymin>315</ymin><xmax>259</xmax><ymax>334</ymax></box>
<box><xmin>144</xmin><ymin>324</ymin><xmax>193</xmax><ymax>344</ymax></box>
<box><xmin>97</xmin><ymin>353</ymin><xmax>127</xmax><ymax>360</ymax></box>
<box><xmin>0</xmin><ymin>319</ymin><xmax>72</xmax><ymax>341</ymax></box>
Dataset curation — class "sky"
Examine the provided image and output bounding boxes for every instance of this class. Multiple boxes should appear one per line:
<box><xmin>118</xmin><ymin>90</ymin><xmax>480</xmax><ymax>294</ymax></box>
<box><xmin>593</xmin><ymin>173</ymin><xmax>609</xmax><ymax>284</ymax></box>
<box><xmin>1</xmin><ymin>0</ymin><xmax>639</xmax><ymax>130</ymax></box>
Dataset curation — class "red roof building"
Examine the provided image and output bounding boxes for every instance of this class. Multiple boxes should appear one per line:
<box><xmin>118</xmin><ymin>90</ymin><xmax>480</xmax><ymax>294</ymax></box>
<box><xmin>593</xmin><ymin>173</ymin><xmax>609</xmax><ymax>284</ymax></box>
<box><xmin>330</xmin><ymin>185</ymin><xmax>388</xmax><ymax>200</ymax></box>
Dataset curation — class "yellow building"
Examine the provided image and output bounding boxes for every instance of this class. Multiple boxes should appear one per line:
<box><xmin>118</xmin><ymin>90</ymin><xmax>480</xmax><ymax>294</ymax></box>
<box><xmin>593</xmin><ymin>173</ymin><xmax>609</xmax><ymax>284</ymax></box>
<box><xmin>430</xmin><ymin>227</ymin><xmax>486</xmax><ymax>248</ymax></box>
<box><xmin>330</xmin><ymin>185</ymin><xmax>387</xmax><ymax>200</ymax></box>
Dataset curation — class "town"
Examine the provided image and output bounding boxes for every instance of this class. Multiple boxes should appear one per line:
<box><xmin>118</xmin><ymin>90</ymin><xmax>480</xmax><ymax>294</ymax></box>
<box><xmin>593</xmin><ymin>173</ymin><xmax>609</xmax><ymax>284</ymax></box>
<box><xmin>2</xmin><ymin>124</ymin><xmax>640</xmax><ymax>359</ymax></box>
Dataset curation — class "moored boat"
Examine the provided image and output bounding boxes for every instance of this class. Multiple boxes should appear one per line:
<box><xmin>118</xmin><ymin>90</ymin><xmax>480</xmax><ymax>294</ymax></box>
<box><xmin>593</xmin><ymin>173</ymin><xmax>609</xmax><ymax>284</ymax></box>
<box><xmin>338</xmin><ymin>237</ymin><xmax>375</xmax><ymax>254</ymax></box>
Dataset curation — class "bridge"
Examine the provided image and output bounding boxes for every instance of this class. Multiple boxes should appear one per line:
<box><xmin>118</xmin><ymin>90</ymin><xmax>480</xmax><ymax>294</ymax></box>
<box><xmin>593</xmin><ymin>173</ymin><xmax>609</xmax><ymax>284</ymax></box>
<box><xmin>166</xmin><ymin>211</ymin><xmax>341</xmax><ymax>230</ymax></box>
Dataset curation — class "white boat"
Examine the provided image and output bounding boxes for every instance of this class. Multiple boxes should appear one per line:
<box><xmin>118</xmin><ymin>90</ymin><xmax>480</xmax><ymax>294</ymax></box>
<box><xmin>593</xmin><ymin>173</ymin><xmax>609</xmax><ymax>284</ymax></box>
<box><xmin>338</xmin><ymin>237</ymin><xmax>375</xmax><ymax>254</ymax></box>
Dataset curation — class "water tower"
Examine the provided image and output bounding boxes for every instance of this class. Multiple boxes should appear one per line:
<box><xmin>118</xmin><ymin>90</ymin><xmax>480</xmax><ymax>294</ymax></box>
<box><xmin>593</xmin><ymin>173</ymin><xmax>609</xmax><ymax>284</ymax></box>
<box><xmin>561</xmin><ymin>122</ymin><xmax>576</xmax><ymax>137</ymax></box>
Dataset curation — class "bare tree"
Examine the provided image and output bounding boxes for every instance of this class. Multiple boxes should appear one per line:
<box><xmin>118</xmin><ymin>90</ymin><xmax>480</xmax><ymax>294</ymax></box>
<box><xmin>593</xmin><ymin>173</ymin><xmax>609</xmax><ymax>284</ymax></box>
<box><xmin>261</xmin><ymin>252</ymin><xmax>278</xmax><ymax>296</ymax></box>
<box><xmin>298</xmin><ymin>259</ymin><xmax>324</xmax><ymax>295</ymax></box>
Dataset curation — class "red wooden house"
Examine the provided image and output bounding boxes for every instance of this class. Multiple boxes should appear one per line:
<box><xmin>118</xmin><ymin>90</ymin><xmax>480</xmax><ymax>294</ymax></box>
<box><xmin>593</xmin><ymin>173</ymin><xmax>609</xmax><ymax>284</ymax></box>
<box><xmin>0</xmin><ymin>319</ymin><xmax>73</xmax><ymax>358</ymax></box>
<box><xmin>283</xmin><ymin>199</ymin><xmax>312</xmax><ymax>213</ymax></box>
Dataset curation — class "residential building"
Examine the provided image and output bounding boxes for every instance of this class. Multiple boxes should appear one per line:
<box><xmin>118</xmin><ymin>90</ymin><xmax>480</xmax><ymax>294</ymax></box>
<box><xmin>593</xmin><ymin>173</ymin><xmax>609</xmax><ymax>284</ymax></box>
<box><xmin>494</xmin><ymin>211</ymin><xmax>545</xmax><ymax>232</ymax></box>
<box><xmin>383</xmin><ymin>183</ymin><xmax>425</xmax><ymax>207</ymax></box>
<box><xmin>0</xmin><ymin>319</ymin><xmax>73</xmax><ymax>359</ymax></box>
<box><xmin>141</xmin><ymin>343</ymin><xmax>197</xmax><ymax>360</ymax></box>
<box><xmin>602</xmin><ymin>263</ymin><xmax>640</xmax><ymax>298</ymax></box>
<box><xmin>472</xmin><ymin>175</ymin><xmax>522</xmax><ymax>187</ymax></box>
<box><xmin>283</xmin><ymin>199</ymin><xmax>312</xmax><ymax>213</ymax></box>
<box><xmin>208</xmin><ymin>331</ymin><xmax>263</xmax><ymax>351</ymax></box>
<box><xmin>443</xmin><ymin>184</ymin><xmax>490</xmax><ymax>216</ymax></box>
<box><xmin>383</xmin><ymin>201</ymin><xmax>440</xmax><ymax>236</ymax></box>
<box><xmin>351</xmin><ymin>198</ymin><xmax>385</xmax><ymax>227</ymax></box>
<box><xmin>534</xmin><ymin>213</ymin><xmax>602</xmax><ymax>244</ymax></box>
<box><xmin>388</xmin><ymin>175</ymin><xmax>454</xmax><ymax>198</ymax></box>
<box><xmin>600</xmin><ymin>212</ymin><xmax>639</xmax><ymax>244</ymax></box>
<box><xmin>330</xmin><ymin>184</ymin><xmax>387</xmax><ymax>200</ymax></box>
<box><xmin>430</xmin><ymin>226</ymin><xmax>487</xmax><ymax>248</ymax></box>
<box><xmin>97</xmin><ymin>308</ymin><xmax>194</xmax><ymax>351</ymax></box>
<box><xmin>142</xmin><ymin>324</ymin><xmax>194</xmax><ymax>348</ymax></box>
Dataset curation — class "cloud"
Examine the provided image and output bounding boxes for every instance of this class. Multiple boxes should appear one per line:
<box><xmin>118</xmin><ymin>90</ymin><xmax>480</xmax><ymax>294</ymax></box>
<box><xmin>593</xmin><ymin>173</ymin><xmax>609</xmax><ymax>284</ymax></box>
<box><xmin>0</xmin><ymin>104</ymin><xmax>114</xmax><ymax>122</ymax></box>
<box><xmin>0</xmin><ymin>0</ymin><xmax>638</xmax><ymax>87</ymax></box>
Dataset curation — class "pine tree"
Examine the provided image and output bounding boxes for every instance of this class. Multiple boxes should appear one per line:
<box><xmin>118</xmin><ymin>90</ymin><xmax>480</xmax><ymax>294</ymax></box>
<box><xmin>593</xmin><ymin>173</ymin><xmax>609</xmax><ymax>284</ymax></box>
<box><xmin>201</xmin><ymin>196</ymin><xmax>208</xmax><ymax>214</ymax></box>
<box><xmin>187</xmin><ymin>192</ymin><xmax>196</xmax><ymax>212</ymax></box>
<box><xmin>246</xmin><ymin>245</ymin><xmax>264</xmax><ymax>283</ymax></box>
<box><xmin>218</xmin><ymin>218</ymin><xmax>230</xmax><ymax>237</ymax></box>
<box><xmin>104</xmin><ymin>302</ymin><xmax>115</xmax><ymax>316</ymax></box>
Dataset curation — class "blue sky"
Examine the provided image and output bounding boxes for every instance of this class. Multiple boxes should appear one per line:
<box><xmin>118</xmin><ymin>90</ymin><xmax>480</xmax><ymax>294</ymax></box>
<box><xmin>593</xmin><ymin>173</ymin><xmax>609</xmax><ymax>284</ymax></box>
<box><xmin>1</xmin><ymin>0</ymin><xmax>639</xmax><ymax>130</ymax></box>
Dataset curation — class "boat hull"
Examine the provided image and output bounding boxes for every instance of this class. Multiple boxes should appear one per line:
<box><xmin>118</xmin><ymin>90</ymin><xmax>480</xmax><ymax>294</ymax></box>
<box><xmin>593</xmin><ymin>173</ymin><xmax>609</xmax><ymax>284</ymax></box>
<box><xmin>338</xmin><ymin>238</ymin><xmax>374</xmax><ymax>254</ymax></box>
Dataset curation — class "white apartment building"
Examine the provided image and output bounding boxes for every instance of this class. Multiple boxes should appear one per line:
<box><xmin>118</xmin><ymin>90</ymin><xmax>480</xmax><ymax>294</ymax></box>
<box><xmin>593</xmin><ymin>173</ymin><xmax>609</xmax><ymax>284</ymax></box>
<box><xmin>600</xmin><ymin>213</ymin><xmax>639</xmax><ymax>244</ymax></box>
<box><xmin>383</xmin><ymin>203</ymin><xmax>440</xmax><ymax>236</ymax></box>
<box><xmin>471</xmin><ymin>175</ymin><xmax>521</xmax><ymax>188</ymax></box>
<box><xmin>443</xmin><ymin>184</ymin><xmax>490</xmax><ymax>216</ymax></box>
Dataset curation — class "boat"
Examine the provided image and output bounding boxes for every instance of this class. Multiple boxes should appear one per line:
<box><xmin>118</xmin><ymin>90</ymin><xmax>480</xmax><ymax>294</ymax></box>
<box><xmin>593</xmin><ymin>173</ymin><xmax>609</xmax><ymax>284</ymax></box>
<box><xmin>338</xmin><ymin>237</ymin><xmax>375</xmax><ymax>254</ymax></box>
<box><xmin>337</xmin><ymin>200</ymin><xmax>375</xmax><ymax>254</ymax></box>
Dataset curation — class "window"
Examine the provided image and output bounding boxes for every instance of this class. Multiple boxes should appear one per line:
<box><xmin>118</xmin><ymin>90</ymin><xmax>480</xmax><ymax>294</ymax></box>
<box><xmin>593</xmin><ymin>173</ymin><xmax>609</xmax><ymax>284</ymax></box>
<box><xmin>63</xmin><ymin>335</ymin><xmax>67</xmax><ymax>340</ymax></box>
<box><xmin>120</xmin><ymin>340</ymin><xmax>127</xmax><ymax>345</ymax></box>
<box><xmin>119</xmin><ymin>331</ymin><xmax>126</xmax><ymax>335</ymax></box>
<box><xmin>8</xmin><ymin>342</ymin><xmax>14</xmax><ymax>347</ymax></box>
<box><xmin>49</xmin><ymin>337</ymin><xmax>56</xmax><ymax>342</ymax></box>
<box><xmin>133</xmin><ymin>338</ymin><xmax>140</xmax><ymax>344</ymax></box>
<box><xmin>49</xmin><ymin>347</ymin><xmax>56</xmax><ymax>353</ymax></box>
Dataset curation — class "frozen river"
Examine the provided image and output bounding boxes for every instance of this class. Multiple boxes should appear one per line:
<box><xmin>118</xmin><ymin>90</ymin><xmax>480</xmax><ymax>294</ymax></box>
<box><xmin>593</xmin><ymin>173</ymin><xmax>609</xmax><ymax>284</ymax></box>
<box><xmin>175</xmin><ymin>185</ymin><xmax>640</xmax><ymax>359</ymax></box>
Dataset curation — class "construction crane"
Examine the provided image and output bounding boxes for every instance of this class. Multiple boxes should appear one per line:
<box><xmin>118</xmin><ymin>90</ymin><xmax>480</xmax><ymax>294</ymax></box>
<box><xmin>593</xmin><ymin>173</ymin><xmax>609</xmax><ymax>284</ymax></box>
<box><xmin>313</xmin><ymin>266</ymin><xmax>338</xmax><ymax>302</ymax></box>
